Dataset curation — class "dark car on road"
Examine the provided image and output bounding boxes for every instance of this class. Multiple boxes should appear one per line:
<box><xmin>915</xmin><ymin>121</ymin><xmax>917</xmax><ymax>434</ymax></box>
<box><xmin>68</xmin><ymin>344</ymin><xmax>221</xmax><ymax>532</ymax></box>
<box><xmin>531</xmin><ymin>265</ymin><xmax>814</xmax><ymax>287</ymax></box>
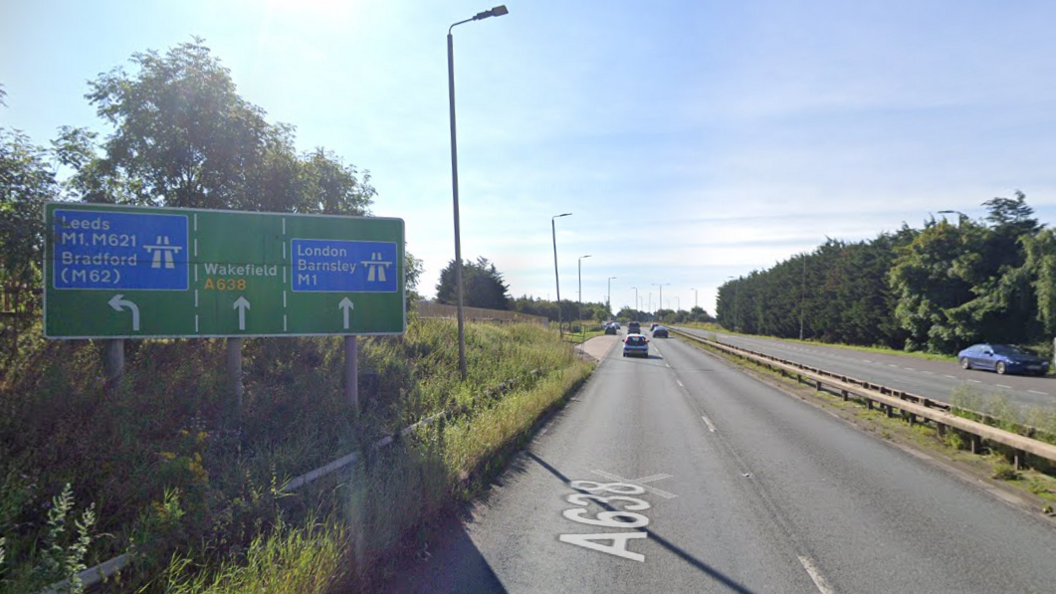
<box><xmin>604</xmin><ymin>324</ymin><xmax>617</xmax><ymax>335</ymax></box>
<box><xmin>652</xmin><ymin>325</ymin><xmax>669</xmax><ymax>338</ymax></box>
<box><xmin>627</xmin><ymin>321</ymin><xmax>641</xmax><ymax>334</ymax></box>
<box><xmin>957</xmin><ymin>343</ymin><xmax>1050</xmax><ymax>376</ymax></box>
<box><xmin>623</xmin><ymin>334</ymin><xmax>649</xmax><ymax>357</ymax></box>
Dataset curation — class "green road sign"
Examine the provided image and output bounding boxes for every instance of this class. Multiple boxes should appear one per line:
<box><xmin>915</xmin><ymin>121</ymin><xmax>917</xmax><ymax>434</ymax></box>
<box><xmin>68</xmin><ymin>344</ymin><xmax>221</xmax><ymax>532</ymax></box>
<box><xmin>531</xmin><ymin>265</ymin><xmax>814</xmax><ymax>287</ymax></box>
<box><xmin>44</xmin><ymin>203</ymin><xmax>405</xmax><ymax>338</ymax></box>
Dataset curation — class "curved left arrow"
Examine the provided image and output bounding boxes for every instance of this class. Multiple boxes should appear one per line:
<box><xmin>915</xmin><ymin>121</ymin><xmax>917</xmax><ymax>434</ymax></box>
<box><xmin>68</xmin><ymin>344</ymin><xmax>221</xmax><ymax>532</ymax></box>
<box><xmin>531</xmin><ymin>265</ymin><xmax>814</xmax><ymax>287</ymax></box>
<box><xmin>108</xmin><ymin>294</ymin><xmax>140</xmax><ymax>332</ymax></box>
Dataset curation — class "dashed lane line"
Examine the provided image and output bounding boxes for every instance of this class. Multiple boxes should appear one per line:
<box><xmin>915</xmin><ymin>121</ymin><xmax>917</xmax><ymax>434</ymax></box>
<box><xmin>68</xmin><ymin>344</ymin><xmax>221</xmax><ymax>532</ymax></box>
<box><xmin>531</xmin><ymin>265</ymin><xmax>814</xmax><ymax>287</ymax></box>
<box><xmin>701</xmin><ymin>415</ymin><xmax>717</xmax><ymax>433</ymax></box>
<box><xmin>1029</xmin><ymin>390</ymin><xmax>1049</xmax><ymax>396</ymax></box>
<box><xmin>996</xmin><ymin>384</ymin><xmax>1013</xmax><ymax>389</ymax></box>
<box><xmin>798</xmin><ymin>555</ymin><xmax>838</xmax><ymax>594</ymax></box>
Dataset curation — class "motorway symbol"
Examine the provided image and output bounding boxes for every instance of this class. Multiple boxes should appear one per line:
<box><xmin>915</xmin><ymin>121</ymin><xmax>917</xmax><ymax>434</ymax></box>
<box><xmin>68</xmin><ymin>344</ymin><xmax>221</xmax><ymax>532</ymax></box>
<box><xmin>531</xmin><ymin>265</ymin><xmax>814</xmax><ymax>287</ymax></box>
<box><xmin>233</xmin><ymin>296</ymin><xmax>250</xmax><ymax>331</ymax></box>
<box><xmin>108</xmin><ymin>294</ymin><xmax>140</xmax><ymax>332</ymax></box>
<box><xmin>339</xmin><ymin>297</ymin><xmax>354</xmax><ymax>330</ymax></box>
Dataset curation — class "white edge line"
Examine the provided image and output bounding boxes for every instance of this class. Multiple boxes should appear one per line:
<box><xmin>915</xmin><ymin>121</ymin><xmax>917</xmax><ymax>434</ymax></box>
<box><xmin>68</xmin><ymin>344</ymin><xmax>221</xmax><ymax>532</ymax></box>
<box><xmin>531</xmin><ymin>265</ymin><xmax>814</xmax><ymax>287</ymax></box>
<box><xmin>798</xmin><ymin>555</ymin><xmax>837</xmax><ymax>594</ymax></box>
<box><xmin>701</xmin><ymin>415</ymin><xmax>717</xmax><ymax>433</ymax></box>
<box><xmin>967</xmin><ymin>379</ymin><xmax>981</xmax><ymax>383</ymax></box>
<box><xmin>1028</xmin><ymin>390</ymin><xmax>1049</xmax><ymax>395</ymax></box>
<box><xmin>676</xmin><ymin>380</ymin><xmax>684</xmax><ymax>388</ymax></box>
<box><xmin>996</xmin><ymin>384</ymin><xmax>1013</xmax><ymax>389</ymax></box>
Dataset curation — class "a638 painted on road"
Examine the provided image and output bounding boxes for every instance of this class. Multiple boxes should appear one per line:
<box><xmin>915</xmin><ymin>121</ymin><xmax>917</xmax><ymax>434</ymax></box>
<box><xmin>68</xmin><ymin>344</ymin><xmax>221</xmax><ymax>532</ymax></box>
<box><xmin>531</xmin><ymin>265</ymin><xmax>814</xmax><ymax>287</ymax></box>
<box><xmin>558</xmin><ymin>480</ymin><xmax>653</xmax><ymax>562</ymax></box>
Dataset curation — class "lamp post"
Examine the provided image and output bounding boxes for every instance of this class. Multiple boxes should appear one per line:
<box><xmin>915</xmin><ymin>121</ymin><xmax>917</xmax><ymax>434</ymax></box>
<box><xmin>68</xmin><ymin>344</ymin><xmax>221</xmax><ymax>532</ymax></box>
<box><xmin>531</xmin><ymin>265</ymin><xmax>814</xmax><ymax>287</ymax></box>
<box><xmin>653</xmin><ymin>283</ymin><xmax>670</xmax><ymax>321</ymax></box>
<box><xmin>551</xmin><ymin>213</ymin><xmax>572</xmax><ymax>337</ymax></box>
<box><xmin>607</xmin><ymin>276</ymin><xmax>617</xmax><ymax>317</ymax></box>
<box><xmin>578</xmin><ymin>254</ymin><xmax>591</xmax><ymax>335</ymax></box>
<box><xmin>691</xmin><ymin>288</ymin><xmax>698</xmax><ymax>310</ymax></box>
<box><xmin>726</xmin><ymin>275</ymin><xmax>738</xmax><ymax>330</ymax></box>
<box><xmin>448</xmin><ymin>4</ymin><xmax>509</xmax><ymax>381</ymax></box>
<box><xmin>799</xmin><ymin>253</ymin><xmax>807</xmax><ymax>340</ymax></box>
<box><xmin>630</xmin><ymin>286</ymin><xmax>638</xmax><ymax>319</ymax></box>
<box><xmin>676</xmin><ymin>296</ymin><xmax>680</xmax><ymax>312</ymax></box>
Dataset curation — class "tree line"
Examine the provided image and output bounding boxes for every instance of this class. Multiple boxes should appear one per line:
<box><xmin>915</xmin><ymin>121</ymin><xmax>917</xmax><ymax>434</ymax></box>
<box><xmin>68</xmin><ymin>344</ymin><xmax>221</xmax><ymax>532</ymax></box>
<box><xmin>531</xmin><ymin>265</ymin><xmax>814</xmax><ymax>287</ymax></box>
<box><xmin>715</xmin><ymin>193</ymin><xmax>1056</xmax><ymax>354</ymax></box>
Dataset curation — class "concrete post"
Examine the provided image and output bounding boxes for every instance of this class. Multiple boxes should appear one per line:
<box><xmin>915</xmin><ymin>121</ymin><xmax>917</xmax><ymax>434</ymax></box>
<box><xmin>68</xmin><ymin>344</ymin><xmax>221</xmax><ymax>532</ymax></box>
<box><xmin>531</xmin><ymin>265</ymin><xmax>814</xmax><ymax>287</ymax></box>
<box><xmin>227</xmin><ymin>338</ymin><xmax>243</xmax><ymax>423</ymax></box>
<box><xmin>345</xmin><ymin>335</ymin><xmax>358</xmax><ymax>410</ymax></box>
<box><xmin>105</xmin><ymin>339</ymin><xmax>124</xmax><ymax>394</ymax></box>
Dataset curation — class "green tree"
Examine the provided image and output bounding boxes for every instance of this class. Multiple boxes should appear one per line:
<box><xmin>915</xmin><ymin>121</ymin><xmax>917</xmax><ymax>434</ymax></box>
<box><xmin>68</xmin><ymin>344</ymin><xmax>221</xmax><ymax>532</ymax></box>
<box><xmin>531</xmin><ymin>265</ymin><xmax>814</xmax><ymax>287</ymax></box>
<box><xmin>0</xmin><ymin>127</ymin><xmax>56</xmax><ymax>338</ymax></box>
<box><xmin>436</xmin><ymin>257</ymin><xmax>510</xmax><ymax>310</ymax></box>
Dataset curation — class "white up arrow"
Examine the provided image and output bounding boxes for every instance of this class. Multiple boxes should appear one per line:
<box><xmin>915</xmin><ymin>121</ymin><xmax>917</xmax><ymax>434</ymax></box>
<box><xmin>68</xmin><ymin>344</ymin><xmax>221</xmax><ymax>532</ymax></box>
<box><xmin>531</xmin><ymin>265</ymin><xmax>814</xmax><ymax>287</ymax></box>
<box><xmin>233</xmin><ymin>296</ymin><xmax>251</xmax><ymax>331</ymax></box>
<box><xmin>108</xmin><ymin>294</ymin><xmax>140</xmax><ymax>332</ymax></box>
<box><xmin>339</xmin><ymin>297</ymin><xmax>354</xmax><ymax>330</ymax></box>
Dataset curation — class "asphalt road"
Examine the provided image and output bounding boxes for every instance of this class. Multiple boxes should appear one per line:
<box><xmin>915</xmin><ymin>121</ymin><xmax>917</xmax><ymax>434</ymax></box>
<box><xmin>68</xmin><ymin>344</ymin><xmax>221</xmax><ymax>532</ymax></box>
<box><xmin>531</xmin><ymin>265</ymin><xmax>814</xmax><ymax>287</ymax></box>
<box><xmin>674</xmin><ymin>327</ymin><xmax>1056</xmax><ymax>410</ymax></box>
<box><xmin>384</xmin><ymin>332</ymin><xmax>1056</xmax><ymax>593</ymax></box>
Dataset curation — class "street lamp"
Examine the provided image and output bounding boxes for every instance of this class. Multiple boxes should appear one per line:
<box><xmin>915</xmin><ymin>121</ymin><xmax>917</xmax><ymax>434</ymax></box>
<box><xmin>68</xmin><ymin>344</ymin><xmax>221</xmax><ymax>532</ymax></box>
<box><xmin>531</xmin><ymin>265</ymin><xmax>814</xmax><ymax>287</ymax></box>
<box><xmin>938</xmin><ymin>209</ymin><xmax>969</xmax><ymax>225</ymax></box>
<box><xmin>578</xmin><ymin>255</ymin><xmax>591</xmax><ymax>333</ymax></box>
<box><xmin>551</xmin><ymin>213</ymin><xmax>572</xmax><ymax>337</ymax></box>
<box><xmin>607</xmin><ymin>276</ymin><xmax>617</xmax><ymax>317</ymax></box>
<box><xmin>691</xmin><ymin>288</ymin><xmax>698</xmax><ymax>310</ymax></box>
<box><xmin>448</xmin><ymin>4</ymin><xmax>509</xmax><ymax>381</ymax></box>
<box><xmin>652</xmin><ymin>283</ymin><xmax>670</xmax><ymax>321</ymax></box>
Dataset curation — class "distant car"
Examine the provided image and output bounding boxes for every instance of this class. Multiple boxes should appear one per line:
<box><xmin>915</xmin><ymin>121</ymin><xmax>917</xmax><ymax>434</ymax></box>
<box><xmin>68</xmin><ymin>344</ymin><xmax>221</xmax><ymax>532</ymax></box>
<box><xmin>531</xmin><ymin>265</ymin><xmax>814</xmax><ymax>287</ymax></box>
<box><xmin>613</xmin><ymin>322</ymin><xmax>621</xmax><ymax>329</ymax></box>
<box><xmin>623</xmin><ymin>334</ymin><xmax>649</xmax><ymax>357</ymax></box>
<box><xmin>652</xmin><ymin>325</ymin><xmax>669</xmax><ymax>338</ymax></box>
<box><xmin>604</xmin><ymin>324</ymin><xmax>617</xmax><ymax>335</ymax></box>
<box><xmin>650</xmin><ymin>323</ymin><xmax>659</xmax><ymax>331</ymax></box>
<box><xmin>957</xmin><ymin>343</ymin><xmax>1050</xmax><ymax>376</ymax></box>
<box><xmin>627</xmin><ymin>321</ymin><xmax>641</xmax><ymax>334</ymax></box>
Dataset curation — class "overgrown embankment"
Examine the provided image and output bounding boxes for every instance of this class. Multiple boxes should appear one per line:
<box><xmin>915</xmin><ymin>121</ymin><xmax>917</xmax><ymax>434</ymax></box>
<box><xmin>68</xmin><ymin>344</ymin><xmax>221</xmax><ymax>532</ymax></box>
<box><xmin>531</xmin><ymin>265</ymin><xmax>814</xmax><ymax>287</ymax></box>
<box><xmin>0</xmin><ymin>317</ymin><xmax>591</xmax><ymax>593</ymax></box>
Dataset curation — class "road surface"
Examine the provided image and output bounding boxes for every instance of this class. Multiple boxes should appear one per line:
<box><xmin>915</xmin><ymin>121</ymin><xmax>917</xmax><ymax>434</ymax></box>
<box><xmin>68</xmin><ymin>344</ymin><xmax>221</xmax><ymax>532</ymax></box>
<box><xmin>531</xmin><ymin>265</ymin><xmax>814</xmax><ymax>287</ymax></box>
<box><xmin>385</xmin><ymin>332</ymin><xmax>1056</xmax><ymax>593</ymax></box>
<box><xmin>675</xmin><ymin>327</ymin><xmax>1056</xmax><ymax>410</ymax></box>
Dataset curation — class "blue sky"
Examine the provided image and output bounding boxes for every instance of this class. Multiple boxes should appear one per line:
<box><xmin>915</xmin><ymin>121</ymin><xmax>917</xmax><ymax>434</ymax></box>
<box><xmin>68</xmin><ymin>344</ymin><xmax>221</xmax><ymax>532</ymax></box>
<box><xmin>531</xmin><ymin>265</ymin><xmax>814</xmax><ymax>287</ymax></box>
<box><xmin>3</xmin><ymin>0</ymin><xmax>1056</xmax><ymax>314</ymax></box>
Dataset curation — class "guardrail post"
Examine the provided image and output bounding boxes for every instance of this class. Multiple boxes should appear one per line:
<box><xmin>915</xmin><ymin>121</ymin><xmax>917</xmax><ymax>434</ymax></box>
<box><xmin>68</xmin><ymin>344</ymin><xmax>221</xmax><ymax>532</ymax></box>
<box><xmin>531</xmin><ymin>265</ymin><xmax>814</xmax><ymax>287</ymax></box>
<box><xmin>815</xmin><ymin>380</ymin><xmax>821</xmax><ymax>391</ymax></box>
<box><xmin>1014</xmin><ymin>450</ymin><xmax>1026</xmax><ymax>470</ymax></box>
<box><xmin>866</xmin><ymin>399</ymin><xmax>873</xmax><ymax>411</ymax></box>
<box><xmin>840</xmin><ymin>389</ymin><xmax>848</xmax><ymax>402</ymax></box>
<box><xmin>937</xmin><ymin>422</ymin><xmax>946</xmax><ymax>437</ymax></box>
<box><xmin>885</xmin><ymin>404</ymin><xmax>893</xmax><ymax>418</ymax></box>
<box><xmin>969</xmin><ymin>433</ymin><xmax>981</xmax><ymax>454</ymax></box>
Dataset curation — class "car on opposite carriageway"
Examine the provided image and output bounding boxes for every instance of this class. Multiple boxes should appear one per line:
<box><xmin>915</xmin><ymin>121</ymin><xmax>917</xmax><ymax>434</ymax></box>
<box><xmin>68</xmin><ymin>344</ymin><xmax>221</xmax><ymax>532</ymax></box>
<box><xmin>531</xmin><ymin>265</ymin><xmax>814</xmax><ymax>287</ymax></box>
<box><xmin>957</xmin><ymin>343</ymin><xmax>1049</xmax><ymax>376</ymax></box>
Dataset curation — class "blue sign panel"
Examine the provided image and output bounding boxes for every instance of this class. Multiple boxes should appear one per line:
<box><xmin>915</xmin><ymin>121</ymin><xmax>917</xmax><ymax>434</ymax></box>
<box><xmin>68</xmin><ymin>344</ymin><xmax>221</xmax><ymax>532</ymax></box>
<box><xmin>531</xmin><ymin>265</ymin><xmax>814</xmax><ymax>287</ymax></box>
<box><xmin>291</xmin><ymin>239</ymin><xmax>398</xmax><ymax>293</ymax></box>
<box><xmin>52</xmin><ymin>209</ymin><xmax>190</xmax><ymax>290</ymax></box>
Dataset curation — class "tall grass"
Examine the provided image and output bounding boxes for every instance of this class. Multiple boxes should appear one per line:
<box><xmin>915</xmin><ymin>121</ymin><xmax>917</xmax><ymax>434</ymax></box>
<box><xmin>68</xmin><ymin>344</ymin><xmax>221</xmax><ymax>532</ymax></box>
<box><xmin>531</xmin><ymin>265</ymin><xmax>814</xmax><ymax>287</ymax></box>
<box><xmin>0</xmin><ymin>317</ymin><xmax>587</xmax><ymax>592</ymax></box>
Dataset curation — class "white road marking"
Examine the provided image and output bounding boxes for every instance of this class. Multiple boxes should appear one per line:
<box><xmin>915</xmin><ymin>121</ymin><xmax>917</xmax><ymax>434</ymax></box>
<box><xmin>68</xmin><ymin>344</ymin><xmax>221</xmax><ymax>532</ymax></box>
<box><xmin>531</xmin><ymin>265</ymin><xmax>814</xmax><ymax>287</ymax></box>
<box><xmin>943</xmin><ymin>375</ymin><xmax>956</xmax><ymax>379</ymax></box>
<box><xmin>904</xmin><ymin>367</ymin><xmax>915</xmax><ymax>371</ymax></box>
<box><xmin>888</xmin><ymin>364</ymin><xmax>899</xmax><ymax>368</ymax></box>
<box><xmin>1029</xmin><ymin>390</ymin><xmax>1049</xmax><ymax>395</ymax></box>
<box><xmin>997</xmin><ymin>384</ymin><xmax>1013</xmax><ymax>389</ymax></box>
<box><xmin>862</xmin><ymin>359</ymin><xmax>871</xmax><ymax>363</ymax></box>
<box><xmin>701</xmin><ymin>415</ymin><xmax>717</xmax><ymax>432</ymax></box>
<box><xmin>798</xmin><ymin>555</ymin><xmax>837</xmax><ymax>594</ymax></box>
<box><xmin>592</xmin><ymin>469</ymin><xmax>678</xmax><ymax>499</ymax></box>
<box><xmin>676</xmin><ymin>380</ymin><xmax>684</xmax><ymax>388</ymax></box>
<box><xmin>968</xmin><ymin>379</ymin><xmax>981</xmax><ymax>384</ymax></box>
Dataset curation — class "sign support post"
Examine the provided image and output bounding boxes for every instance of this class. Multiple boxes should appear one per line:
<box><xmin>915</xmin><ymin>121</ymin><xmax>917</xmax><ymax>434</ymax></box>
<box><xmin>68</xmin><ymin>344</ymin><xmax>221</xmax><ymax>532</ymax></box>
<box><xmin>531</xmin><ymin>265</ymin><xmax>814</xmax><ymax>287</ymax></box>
<box><xmin>105</xmin><ymin>339</ymin><xmax>124</xmax><ymax>394</ymax></box>
<box><xmin>345</xmin><ymin>335</ymin><xmax>358</xmax><ymax>410</ymax></box>
<box><xmin>227</xmin><ymin>338</ymin><xmax>243</xmax><ymax>424</ymax></box>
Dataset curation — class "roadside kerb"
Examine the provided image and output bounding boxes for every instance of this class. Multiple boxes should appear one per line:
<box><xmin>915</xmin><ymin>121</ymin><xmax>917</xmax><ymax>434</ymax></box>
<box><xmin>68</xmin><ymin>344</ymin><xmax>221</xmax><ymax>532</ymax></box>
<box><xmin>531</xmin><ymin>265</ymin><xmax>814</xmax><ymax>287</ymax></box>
<box><xmin>672</xmin><ymin>329</ymin><xmax>1056</xmax><ymax>469</ymax></box>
